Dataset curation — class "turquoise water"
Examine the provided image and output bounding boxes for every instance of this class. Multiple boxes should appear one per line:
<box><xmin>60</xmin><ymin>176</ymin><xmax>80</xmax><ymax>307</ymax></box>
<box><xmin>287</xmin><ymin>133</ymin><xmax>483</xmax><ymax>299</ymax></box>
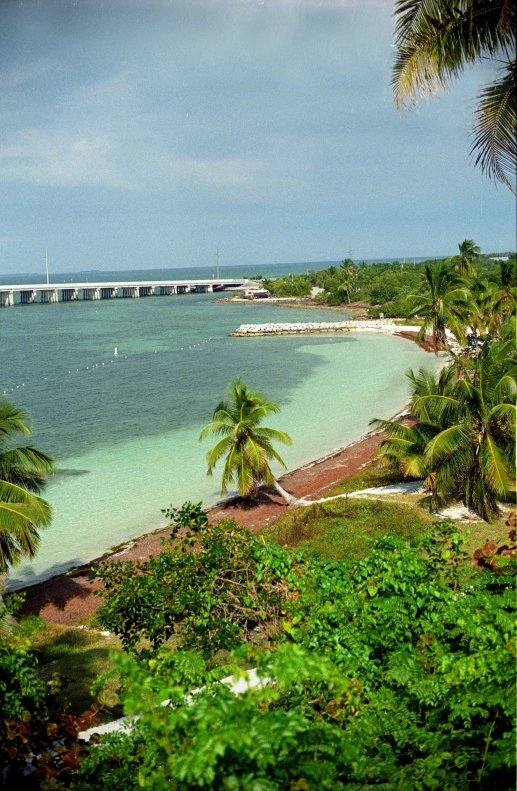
<box><xmin>1</xmin><ymin>291</ymin><xmax>441</xmax><ymax>587</ymax></box>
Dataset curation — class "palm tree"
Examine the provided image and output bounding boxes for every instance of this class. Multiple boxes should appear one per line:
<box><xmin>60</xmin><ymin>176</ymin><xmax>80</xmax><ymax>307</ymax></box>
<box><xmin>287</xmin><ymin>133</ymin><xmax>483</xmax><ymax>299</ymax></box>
<box><xmin>457</xmin><ymin>239</ymin><xmax>481</xmax><ymax>277</ymax></box>
<box><xmin>408</xmin><ymin>261</ymin><xmax>471</xmax><ymax>353</ymax></box>
<box><xmin>371</xmin><ymin>365</ymin><xmax>456</xmax><ymax>491</ymax></box>
<box><xmin>339</xmin><ymin>260</ymin><xmax>356</xmax><ymax>304</ymax></box>
<box><xmin>200</xmin><ymin>378</ymin><xmax>299</xmax><ymax>505</ymax></box>
<box><xmin>0</xmin><ymin>402</ymin><xmax>55</xmax><ymax>572</ymax></box>
<box><xmin>372</xmin><ymin>341</ymin><xmax>516</xmax><ymax>521</ymax></box>
<box><xmin>491</xmin><ymin>259</ymin><xmax>517</xmax><ymax>330</ymax></box>
<box><xmin>392</xmin><ymin>0</ymin><xmax>516</xmax><ymax>191</ymax></box>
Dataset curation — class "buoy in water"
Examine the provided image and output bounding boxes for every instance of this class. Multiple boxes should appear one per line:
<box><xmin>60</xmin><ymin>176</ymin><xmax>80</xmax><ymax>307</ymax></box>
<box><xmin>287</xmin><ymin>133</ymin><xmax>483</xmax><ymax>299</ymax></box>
<box><xmin>114</xmin><ymin>347</ymin><xmax>118</xmax><ymax>356</ymax></box>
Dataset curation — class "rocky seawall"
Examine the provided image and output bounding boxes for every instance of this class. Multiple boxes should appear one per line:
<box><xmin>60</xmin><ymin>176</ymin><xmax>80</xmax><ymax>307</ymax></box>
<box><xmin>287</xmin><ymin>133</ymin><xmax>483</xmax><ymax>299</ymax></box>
<box><xmin>231</xmin><ymin>320</ymin><xmax>421</xmax><ymax>336</ymax></box>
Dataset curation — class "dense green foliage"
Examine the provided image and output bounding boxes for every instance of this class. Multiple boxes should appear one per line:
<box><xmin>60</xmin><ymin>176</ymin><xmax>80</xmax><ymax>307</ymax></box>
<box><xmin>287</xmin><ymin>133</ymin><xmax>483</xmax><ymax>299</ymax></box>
<box><xmin>262</xmin><ymin>253</ymin><xmax>516</xmax><ymax>324</ymax></box>
<box><xmin>94</xmin><ymin>502</ymin><xmax>305</xmax><ymax>657</ymax></box>
<box><xmin>408</xmin><ymin>261</ymin><xmax>471</xmax><ymax>352</ymax></box>
<box><xmin>0</xmin><ymin>401</ymin><xmax>55</xmax><ymax>572</ymax></box>
<box><xmin>0</xmin><ymin>594</ymin><xmax>47</xmax><ymax>722</ymax></box>
<box><xmin>373</xmin><ymin>335</ymin><xmax>516</xmax><ymax>520</ymax></box>
<box><xmin>77</xmin><ymin>518</ymin><xmax>515</xmax><ymax>790</ymax></box>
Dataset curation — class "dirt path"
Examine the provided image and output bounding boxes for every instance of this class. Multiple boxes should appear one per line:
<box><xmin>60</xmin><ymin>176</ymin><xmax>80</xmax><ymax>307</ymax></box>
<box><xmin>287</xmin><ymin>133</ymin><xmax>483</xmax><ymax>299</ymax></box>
<box><xmin>17</xmin><ymin>430</ymin><xmax>384</xmax><ymax>626</ymax></box>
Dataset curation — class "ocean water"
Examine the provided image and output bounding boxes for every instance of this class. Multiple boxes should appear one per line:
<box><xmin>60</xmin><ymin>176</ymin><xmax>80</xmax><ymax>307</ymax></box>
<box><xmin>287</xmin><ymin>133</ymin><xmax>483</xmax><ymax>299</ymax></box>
<box><xmin>1</xmin><ymin>289</ymin><xmax>442</xmax><ymax>588</ymax></box>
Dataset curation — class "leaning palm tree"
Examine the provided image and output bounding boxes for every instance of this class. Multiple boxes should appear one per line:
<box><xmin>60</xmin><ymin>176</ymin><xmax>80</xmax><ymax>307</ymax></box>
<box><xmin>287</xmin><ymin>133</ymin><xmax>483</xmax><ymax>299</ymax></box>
<box><xmin>408</xmin><ymin>261</ymin><xmax>471</xmax><ymax>353</ymax></box>
<box><xmin>200</xmin><ymin>378</ymin><xmax>299</xmax><ymax>505</ymax></box>
<box><xmin>392</xmin><ymin>0</ymin><xmax>516</xmax><ymax>191</ymax></box>
<box><xmin>0</xmin><ymin>402</ymin><xmax>55</xmax><ymax>572</ymax></box>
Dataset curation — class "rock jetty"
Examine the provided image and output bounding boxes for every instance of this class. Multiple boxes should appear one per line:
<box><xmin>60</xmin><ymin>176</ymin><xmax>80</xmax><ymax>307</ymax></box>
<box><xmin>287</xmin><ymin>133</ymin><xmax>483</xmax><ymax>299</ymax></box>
<box><xmin>231</xmin><ymin>320</ymin><xmax>421</xmax><ymax>337</ymax></box>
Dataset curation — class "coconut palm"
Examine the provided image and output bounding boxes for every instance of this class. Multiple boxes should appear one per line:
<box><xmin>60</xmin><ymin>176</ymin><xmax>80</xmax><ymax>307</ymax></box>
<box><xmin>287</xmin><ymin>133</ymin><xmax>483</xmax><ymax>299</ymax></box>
<box><xmin>392</xmin><ymin>0</ymin><xmax>516</xmax><ymax>191</ymax></box>
<box><xmin>371</xmin><ymin>364</ymin><xmax>456</xmax><ymax>488</ymax></box>
<box><xmin>491</xmin><ymin>259</ymin><xmax>517</xmax><ymax>330</ymax></box>
<box><xmin>408</xmin><ymin>261</ymin><xmax>471</xmax><ymax>352</ymax></box>
<box><xmin>0</xmin><ymin>402</ymin><xmax>55</xmax><ymax>572</ymax></box>
<box><xmin>200</xmin><ymin>378</ymin><xmax>299</xmax><ymax>505</ymax></box>
<box><xmin>372</xmin><ymin>340</ymin><xmax>516</xmax><ymax>520</ymax></box>
<box><xmin>457</xmin><ymin>239</ymin><xmax>480</xmax><ymax>277</ymax></box>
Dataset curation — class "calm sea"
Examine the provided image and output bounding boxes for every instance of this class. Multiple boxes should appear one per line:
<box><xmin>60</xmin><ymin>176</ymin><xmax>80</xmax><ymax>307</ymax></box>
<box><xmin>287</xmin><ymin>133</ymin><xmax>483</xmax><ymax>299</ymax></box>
<box><xmin>1</xmin><ymin>265</ymin><xmax>442</xmax><ymax>588</ymax></box>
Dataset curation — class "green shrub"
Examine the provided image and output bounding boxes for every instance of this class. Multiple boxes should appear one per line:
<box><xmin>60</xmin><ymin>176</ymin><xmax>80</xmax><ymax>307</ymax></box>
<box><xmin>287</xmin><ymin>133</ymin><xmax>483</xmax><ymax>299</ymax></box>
<box><xmin>74</xmin><ymin>520</ymin><xmax>515</xmax><ymax>790</ymax></box>
<box><xmin>93</xmin><ymin>505</ymin><xmax>308</xmax><ymax>658</ymax></box>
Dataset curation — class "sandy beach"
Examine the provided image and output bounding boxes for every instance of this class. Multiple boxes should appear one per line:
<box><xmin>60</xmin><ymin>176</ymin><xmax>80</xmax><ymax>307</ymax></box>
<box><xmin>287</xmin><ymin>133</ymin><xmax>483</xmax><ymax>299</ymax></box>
<box><xmin>15</xmin><ymin>327</ymin><xmax>438</xmax><ymax>626</ymax></box>
<box><xmin>17</xmin><ymin>424</ymin><xmax>391</xmax><ymax>626</ymax></box>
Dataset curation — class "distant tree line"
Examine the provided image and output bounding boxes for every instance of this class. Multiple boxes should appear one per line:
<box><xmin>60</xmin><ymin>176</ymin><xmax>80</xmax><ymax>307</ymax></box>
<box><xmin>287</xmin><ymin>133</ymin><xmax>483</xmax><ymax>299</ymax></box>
<box><xmin>263</xmin><ymin>246</ymin><xmax>517</xmax><ymax>319</ymax></box>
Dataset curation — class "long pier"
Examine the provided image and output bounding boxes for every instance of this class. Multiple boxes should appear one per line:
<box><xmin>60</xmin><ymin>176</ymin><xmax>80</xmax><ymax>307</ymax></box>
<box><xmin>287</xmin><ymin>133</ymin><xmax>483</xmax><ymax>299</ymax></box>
<box><xmin>0</xmin><ymin>279</ymin><xmax>248</xmax><ymax>306</ymax></box>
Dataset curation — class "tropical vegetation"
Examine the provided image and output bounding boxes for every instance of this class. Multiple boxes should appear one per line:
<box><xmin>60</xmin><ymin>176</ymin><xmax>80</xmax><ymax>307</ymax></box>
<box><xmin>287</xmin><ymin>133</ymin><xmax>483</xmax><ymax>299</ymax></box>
<box><xmin>392</xmin><ymin>0</ymin><xmax>516</xmax><ymax>191</ymax></box>
<box><xmin>372</xmin><ymin>336</ymin><xmax>516</xmax><ymax>520</ymax></box>
<box><xmin>4</xmin><ymin>511</ymin><xmax>514</xmax><ymax>790</ymax></box>
<box><xmin>407</xmin><ymin>260</ymin><xmax>471</xmax><ymax>352</ymax></box>
<box><xmin>263</xmin><ymin>248</ymin><xmax>516</xmax><ymax>322</ymax></box>
<box><xmin>0</xmin><ymin>401</ymin><xmax>54</xmax><ymax>572</ymax></box>
<box><xmin>200</xmin><ymin>376</ymin><xmax>299</xmax><ymax>505</ymax></box>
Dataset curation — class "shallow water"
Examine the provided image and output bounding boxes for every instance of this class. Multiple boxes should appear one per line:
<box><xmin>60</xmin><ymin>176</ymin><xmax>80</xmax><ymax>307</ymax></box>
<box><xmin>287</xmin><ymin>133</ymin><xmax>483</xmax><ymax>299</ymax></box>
<box><xmin>1</xmin><ymin>292</ymin><xmax>442</xmax><ymax>587</ymax></box>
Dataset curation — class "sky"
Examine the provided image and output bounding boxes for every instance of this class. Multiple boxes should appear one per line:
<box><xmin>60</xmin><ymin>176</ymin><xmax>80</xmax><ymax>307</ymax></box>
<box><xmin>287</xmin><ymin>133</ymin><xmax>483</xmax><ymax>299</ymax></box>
<box><xmin>0</xmin><ymin>0</ymin><xmax>515</xmax><ymax>275</ymax></box>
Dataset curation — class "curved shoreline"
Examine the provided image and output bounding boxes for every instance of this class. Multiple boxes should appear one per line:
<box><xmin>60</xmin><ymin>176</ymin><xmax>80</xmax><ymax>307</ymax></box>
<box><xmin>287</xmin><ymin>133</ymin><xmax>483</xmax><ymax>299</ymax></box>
<box><xmin>16</xmin><ymin>418</ymin><xmax>403</xmax><ymax>625</ymax></box>
<box><xmin>13</xmin><ymin>330</ymin><xmax>445</xmax><ymax>608</ymax></box>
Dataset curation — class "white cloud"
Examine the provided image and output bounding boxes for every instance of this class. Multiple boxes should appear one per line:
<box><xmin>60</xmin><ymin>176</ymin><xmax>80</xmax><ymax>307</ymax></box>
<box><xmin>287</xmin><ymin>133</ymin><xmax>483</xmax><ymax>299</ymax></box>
<box><xmin>0</xmin><ymin>129</ymin><xmax>132</xmax><ymax>188</ymax></box>
<box><xmin>0</xmin><ymin>59</ymin><xmax>55</xmax><ymax>87</ymax></box>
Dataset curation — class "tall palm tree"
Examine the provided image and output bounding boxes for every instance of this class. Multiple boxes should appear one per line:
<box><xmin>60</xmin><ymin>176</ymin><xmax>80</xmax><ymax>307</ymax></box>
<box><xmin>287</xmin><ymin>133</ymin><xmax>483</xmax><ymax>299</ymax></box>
<box><xmin>339</xmin><ymin>260</ymin><xmax>356</xmax><ymax>304</ymax></box>
<box><xmin>372</xmin><ymin>340</ymin><xmax>516</xmax><ymax>521</ymax></box>
<box><xmin>408</xmin><ymin>261</ymin><xmax>471</xmax><ymax>353</ymax></box>
<box><xmin>200</xmin><ymin>378</ymin><xmax>299</xmax><ymax>505</ymax></box>
<box><xmin>392</xmin><ymin>0</ymin><xmax>516</xmax><ymax>191</ymax></box>
<box><xmin>0</xmin><ymin>402</ymin><xmax>55</xmax><ymax>572</ymax></box>
<box><xmin>457</xmin><ymin>239</ymin><xmax>480</xmax><ymax>277</ymax></box>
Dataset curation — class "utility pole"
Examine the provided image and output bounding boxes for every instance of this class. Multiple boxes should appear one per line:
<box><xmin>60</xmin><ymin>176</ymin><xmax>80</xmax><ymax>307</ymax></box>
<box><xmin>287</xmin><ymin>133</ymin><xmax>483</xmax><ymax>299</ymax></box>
<box><xmin>45</xmin><ymin>248</ymin><xmax>49</xmax><ymax>284</ymax></box>
<box><xmin>215</xmin><ymin>246</ymin><xmax>220</xmax><ymax>279</ymax></box>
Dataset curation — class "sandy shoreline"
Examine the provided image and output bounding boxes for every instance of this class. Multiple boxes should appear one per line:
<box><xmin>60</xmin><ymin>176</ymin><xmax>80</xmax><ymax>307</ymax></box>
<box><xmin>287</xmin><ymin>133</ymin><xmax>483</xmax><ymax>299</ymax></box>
<box><xmin>17</xmin><ymin>421</ymin><xmax>396</xmax><ymax>625</ymax></box>
<box><xmin>15</xmin><ymin>328</ymin><xmax>440</xmax><ymax>625</ymax></box>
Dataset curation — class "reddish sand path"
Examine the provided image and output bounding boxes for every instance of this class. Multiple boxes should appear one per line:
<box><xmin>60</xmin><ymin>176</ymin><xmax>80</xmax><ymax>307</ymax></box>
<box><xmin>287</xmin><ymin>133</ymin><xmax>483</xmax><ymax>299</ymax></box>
<box><xmin>18</xmin><ymin>430</ymin><xmax>383</xmax><ymax>626</ymax></box>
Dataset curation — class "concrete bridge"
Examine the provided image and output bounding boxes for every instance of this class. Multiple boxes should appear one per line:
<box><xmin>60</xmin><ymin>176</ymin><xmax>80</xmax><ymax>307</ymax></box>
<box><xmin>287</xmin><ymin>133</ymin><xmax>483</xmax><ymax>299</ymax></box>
<box><xmin>0</xmin><ymin>279</ymin><xmax>248</xmax><ymax>306</ymax></box>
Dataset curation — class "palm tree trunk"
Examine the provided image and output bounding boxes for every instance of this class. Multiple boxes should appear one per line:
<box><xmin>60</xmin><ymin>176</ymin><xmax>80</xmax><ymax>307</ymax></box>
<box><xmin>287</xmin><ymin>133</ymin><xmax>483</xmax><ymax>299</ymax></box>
<box><xmin>272</xmin><ymin>480</ymin><xmax>304</xmax><ymax>506</ymax></box>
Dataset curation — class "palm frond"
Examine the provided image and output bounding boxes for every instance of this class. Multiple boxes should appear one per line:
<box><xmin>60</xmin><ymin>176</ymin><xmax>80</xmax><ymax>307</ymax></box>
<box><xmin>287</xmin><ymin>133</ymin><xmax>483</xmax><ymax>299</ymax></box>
<box><xmin>471</xmin><ymin>59</ymin><xmax>516</xmax><ymax>191</ymax></box>
<box><xmin>425</xmin><ymin>423</ymin><xmax>470</xmax><ymax>465</ymax></box>
<box><xmin>205</xmin><ymin>435</ymin><xmax>235</xmax><ymax>476</ymax></box>
<box><xmin>253</xmin><ymin>427</ymin><xmax>293</xmax><ymax>445</ymax></box>
<box><xmin>393</xmin><ymin>0</ymin><xmax>512</xmax><ymax>109</ymax></box>
<box><xmin>479</xmin><ymin>433</ymin><xmax>515</xmax><ymax>498</ymax></box>
<box><xmin>0</xmin><ymin>401</ymin><xmax>32</xmax><ymax>440</ymax></box>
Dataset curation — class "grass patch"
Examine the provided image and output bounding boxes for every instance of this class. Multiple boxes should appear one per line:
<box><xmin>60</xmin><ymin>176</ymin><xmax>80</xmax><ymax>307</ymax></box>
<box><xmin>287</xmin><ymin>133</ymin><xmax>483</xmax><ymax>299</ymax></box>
<box><xmin>28</xmin><ymin>622</ymin><xmax>124</xmax><ymax>719</ymax></box>
<box><xmin>265</xmin><ymin>497</ymin><xmax>435</xmax><ymax>561</ymax></box>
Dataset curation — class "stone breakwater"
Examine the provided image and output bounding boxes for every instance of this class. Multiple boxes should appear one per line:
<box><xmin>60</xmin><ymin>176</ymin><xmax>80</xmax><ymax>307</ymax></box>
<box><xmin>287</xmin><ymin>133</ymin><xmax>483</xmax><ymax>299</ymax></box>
<box><xmin>231</xmin><ymin>320</ymin><xmax>421</xmax><ymax>336</ymax></box>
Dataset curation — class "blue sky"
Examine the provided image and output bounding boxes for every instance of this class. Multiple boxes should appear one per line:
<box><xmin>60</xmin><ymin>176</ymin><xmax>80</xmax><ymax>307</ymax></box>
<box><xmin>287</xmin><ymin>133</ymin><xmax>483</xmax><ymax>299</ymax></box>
<box><xmin>0</xmin><ymin>0</ymin><xmax>514</xmax><ymax>275</ymax></box>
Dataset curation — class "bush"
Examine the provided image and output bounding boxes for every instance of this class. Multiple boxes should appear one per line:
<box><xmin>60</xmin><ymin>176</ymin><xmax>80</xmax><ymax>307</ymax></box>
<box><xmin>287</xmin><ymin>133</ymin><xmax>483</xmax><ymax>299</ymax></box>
<box><xmin>0</xmin><ymin>595</ymin><xmax>47</xmax><ymax>722</ymax></box>
<box><xmin>0</xmin><ymin>594</ymin><xmax>106</xmax><ymax>790</ymax></box>
<box><xmin>93</xmin><ymin>503</ymin><xmax>308</xmax><ymax>658</ymax></box>
<box><xmin>74</xmin><ymin>521</ymin><xmax>515</xmax><ymax>790</ymax></box>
